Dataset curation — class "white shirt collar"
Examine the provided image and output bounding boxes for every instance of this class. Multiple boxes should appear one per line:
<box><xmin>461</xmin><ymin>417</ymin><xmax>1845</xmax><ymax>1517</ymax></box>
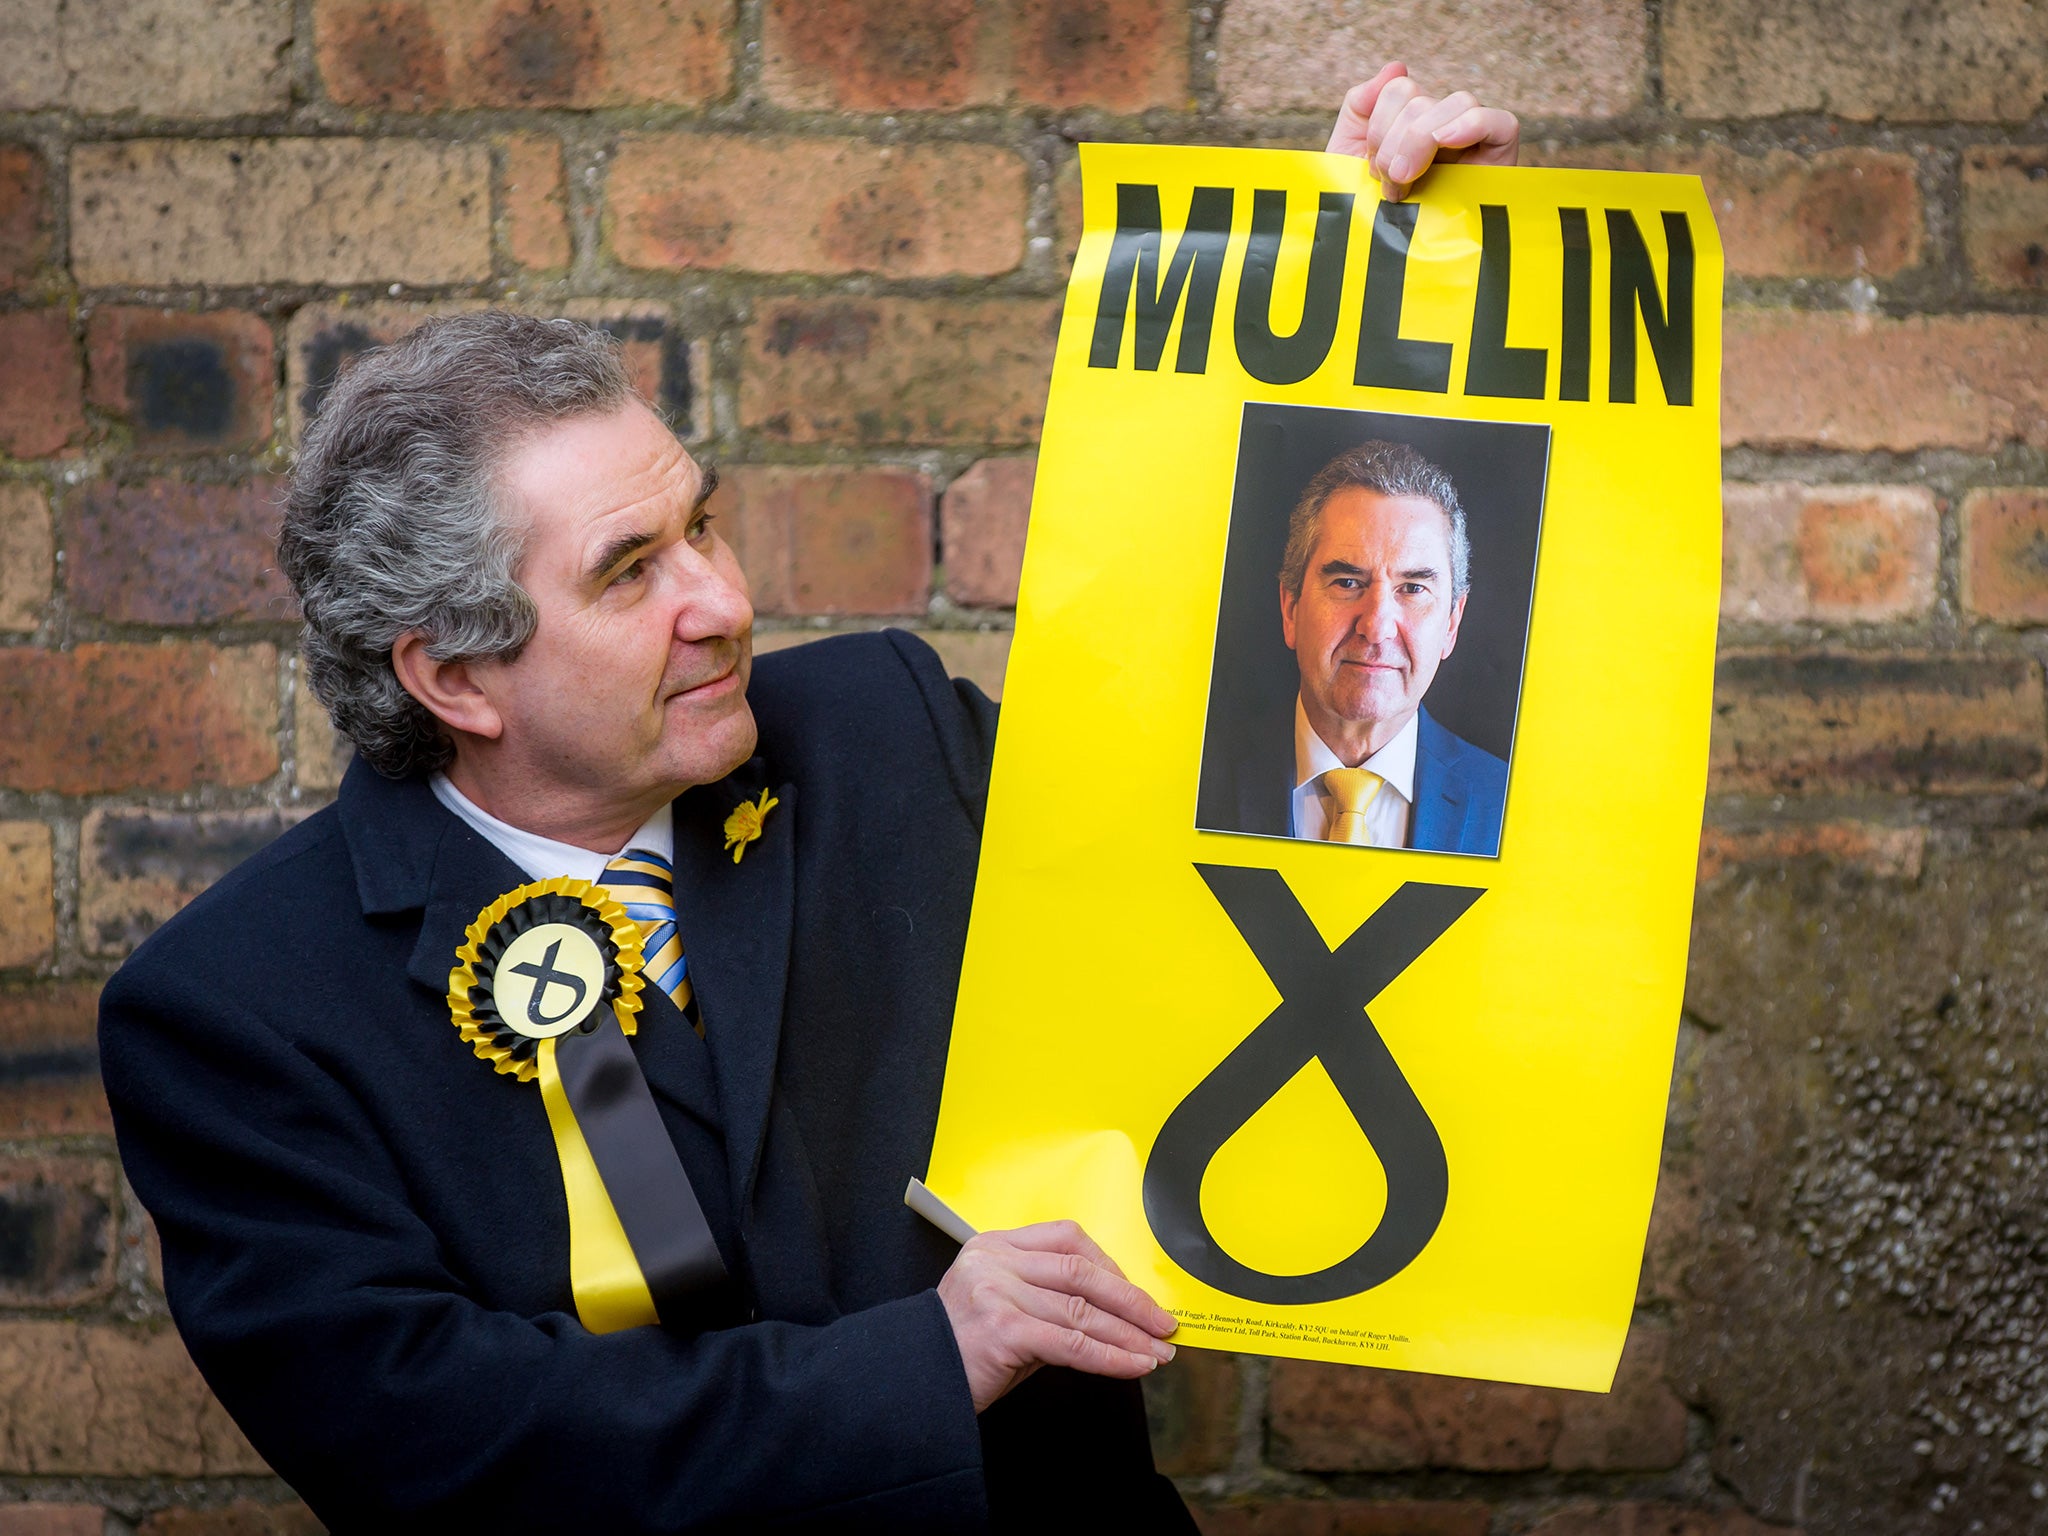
<box><xmin>1292</xmin><ymin>697</ymin><xmax>1420</xmax><ymax>804</ymax></box>
<box><xmin>429</xmin><ymin>772</ymin><xmax>674</xmax><ymax>886</ymax></box>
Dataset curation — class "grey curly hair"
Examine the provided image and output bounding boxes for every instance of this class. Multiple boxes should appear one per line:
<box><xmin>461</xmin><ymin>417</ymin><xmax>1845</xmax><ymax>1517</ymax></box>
<box><xmin>280</xmin><ymin>311</ymin><xmax>637</xmax><ymax>780</ymax></box>
<box><xmin>1278</xmin><ymin>440</ymin><xmax>1470</xmax><ymax>600</ymax></box>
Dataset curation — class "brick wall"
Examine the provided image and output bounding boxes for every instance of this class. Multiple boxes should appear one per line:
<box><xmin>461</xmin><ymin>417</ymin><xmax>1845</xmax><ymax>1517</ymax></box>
<box><xmin>0</xmin><ymin>1</ymin><xmax>2043</xmax><ymax>1532</ymax></box>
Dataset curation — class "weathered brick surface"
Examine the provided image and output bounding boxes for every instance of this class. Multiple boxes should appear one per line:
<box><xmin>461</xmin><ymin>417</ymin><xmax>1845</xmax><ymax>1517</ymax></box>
<box><xmin>1143</xmin><ymin>1348</ymin><xmax>1240</xmax><ymax>1478</ymax></box>
<box><xmin>743</xmin><ymin>298</ymin><xmax>1058</xmax><ymax>446</ymax></box>
<box><xmin>942</xmin><ymin>456</ymin><xmax>1035</xmax><ymax>607</ymax></box>
<box><xmin>0</xmin><ymin>823</ymin><xmax>54</xmax><ymax>971</ymax></box>
<box><xmin>0</xmin><ymin>311</ymin><xmax>85</xmax><ymax>460</ymax></box>
<box><xmin>1961</xmin><ymin>147</ymin><xmax>2048</xmax><ymax>293</ymax></box>
<box><xmin>69</xmin><ymin>479</ymin><xmax>293</xmax><ymax>626</ymax></box>
<box><xmin>1195</xmin><ymin>1501</ymin><xmax>1491</xmax><ymax>1536</ymax></box>
<box><xmin>315</xmin><ymin>0</ymin><xmax>733</xmax><ymax>109</ymax></box>
<box><xmin>761</xmin><ymin>0</ymin><xmax>1186</xmax><ymax>112</ymax></box>
<box><xmin>1531</xmin><ymin>145</ymin><xmax>1919</xmax><ymax>280</ymax></box>
<box><xmin>1697</xmin><ymin>823</ymin><xmax>1926</xmax><ymax>884</ymax></box>
<box><xmin>0</xmin><ymin>983</ymin><xmax>107</xmax><ymax>1137</ymax></box>
<box><xmin>0</xmin><ymin>1321</ymin><xmax>265</xmax><ymax>1476</ymax></box>
<box><xmin>1962</xmin><ymin>487</ymin><xmax>2048</xmax><ymax>625</ymax></box>
<box><xmin>0</xmin><ymin>1507</ymin><xmax>104</xmax><ymax>1536</ymax></box>
<box><xmin>1710</xmin><ymin>652</ymin><xmax>2047</xmax><ymax>794</ymax></box>
<box><xmin>0</xmin><ymin>1158</ymin><xmax>117</xmax><ymax>1308</ymax></box>
<box><xmin>713</xmin><ymin>466</ymin><xmax>933</xmax><ymax>615</ymax></box>
<box><xmin>1724</xmin><ymin>313</ymin><xmax>2048</xmax><ymax>452</ymax></box>
<box><xmin>71</xmin><ymin>140</ymin><xmax>492</xmax><ymax>289</ymax></box>
<box><xmin>0</xmin><ymin>143</ymin><xmax>52</xmax><ymax>290</ymax></box>
<box><xmin>1526</xmin><ymin>1506</ymin><xmax>1789</xmax><ymax>1536</ymax></box>
<box><xmin>294</xmin><ymin>664</ymin><xmax>354</xmax><ymax>793</ymax></box>
<box><xmin>1722</xmin><ymin>483</ymin><xmax>1938</xmax><ymax>623</ymax></box>
<box><xmin>499</xmin><ymin>133</ymin><xmax>570</xmax><ymax>272</ymax></box>
<box><xmin>0</xmin><ymin>644</ymin><xmax>279</xmax><ymax>794</ymax></box>
<box><xmin>86</xmin><ymin>309</ymin><xmax>276</xmax><ymax>454</ymax></box>
<box><xmin>609</xmin><ymin>135</ymin><xmax>1026</xmax><ymax>277</ymax></box>
<box><xmin>1552</xmin><ymin>1326</ymin><xmax>1689</xmax><ymax>1472</ymax></box>
<box><xmin>137</xmin><ymin>1502</ymin><xmax>324</xmax><ymax>1536</ymax></box>
<box><xmin>752</xmin><ymin>627</ymin><xmax>1011</xmax><ymax>700</ymax></box>
<box><xmin>1665</xmin><ymin>0</ymin><xmax>2048</xmax><ymax>120</ymax></box>
<box><xmin>1270</xmin><ymin>1359</ymin><xmax>1563</xmax><ymax>1472</ymax></box>
<box><xmin>80</xmin><ymin>808</ymin><xmax>307</xmax><ymax>958</ymax></box>
<box><xmin>1217</xmin><ymin>0</ymin><xmax>1646</xmax><ymax>115</ymax></box>
<box><xmin>0</xmin><ymin>0</ymin><xmax>292</xmax><ymax>116</ymax></box>
<box><xmin>0</xmin><ymin>483</ymin><xmax>52</xmax><ymax>633</ymax></box>
<box><xmin>1639</xmin><ymin>1159</ymin><xmax>1703</xmax><ymax>1304</ymax></box>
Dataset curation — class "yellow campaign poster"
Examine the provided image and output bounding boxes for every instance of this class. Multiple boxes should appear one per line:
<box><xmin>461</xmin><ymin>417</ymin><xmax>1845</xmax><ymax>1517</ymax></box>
<box><xmin>924</xmin><ymin>144</ymin><xmax>1723</xmax><ymax>1391</ymax></box>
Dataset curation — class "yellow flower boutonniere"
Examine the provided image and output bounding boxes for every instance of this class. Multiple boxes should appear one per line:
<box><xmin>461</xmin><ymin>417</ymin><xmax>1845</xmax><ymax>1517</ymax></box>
<box><xmin>722</xmin><ymin>788</ymin><xmax>779</xmax><ymax>864</ymax></box>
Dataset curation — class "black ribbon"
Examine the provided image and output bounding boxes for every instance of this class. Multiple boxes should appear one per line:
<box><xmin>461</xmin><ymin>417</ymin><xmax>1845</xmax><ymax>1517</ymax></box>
<box><xmin>1142</xmin><ymin>865</ymin><xmax>1483</xmax><ymax>1304</ymax></box>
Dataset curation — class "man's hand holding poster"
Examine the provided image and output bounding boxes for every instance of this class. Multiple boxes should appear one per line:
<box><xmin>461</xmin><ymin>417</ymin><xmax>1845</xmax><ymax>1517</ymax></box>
<box><xmin>924</xmin><ymin>145</ymin><xmax>1724</xmax><ymax>1392</ymax></box>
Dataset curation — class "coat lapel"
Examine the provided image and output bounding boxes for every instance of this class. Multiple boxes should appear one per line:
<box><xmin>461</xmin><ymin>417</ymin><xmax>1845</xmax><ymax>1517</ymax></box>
<box><xmin>1409</xmin><ymin>712</ymin><xmax>1471</xmax><ymax>854</ymax></box>
<box><xmin>666</xmin><ymin>758</ymin><xmax>797</xmax><ymax>1220</ymax></box>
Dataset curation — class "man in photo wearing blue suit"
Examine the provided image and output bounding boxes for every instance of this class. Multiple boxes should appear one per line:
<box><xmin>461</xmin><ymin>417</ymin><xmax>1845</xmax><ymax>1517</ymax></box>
<box><xmin>1211</xmin><ymin>441</ymin><xmax>1511</xmax><ymax>858</ymax></box>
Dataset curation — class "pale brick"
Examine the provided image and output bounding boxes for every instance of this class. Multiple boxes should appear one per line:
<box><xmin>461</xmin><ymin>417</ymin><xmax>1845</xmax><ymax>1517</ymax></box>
<box><xmin>71</xmin><ymin>139</ymin><xmax>491</xmax><ymax>288</ymax></box>
<box><xmin>80</xmin><ymin>808</ymin><xmax>308</xmax><ymax>958</ymax></box>
<box><xmin>609</xmin><ymin>135</ymin><xmax>1025</xmax><ymax>278</ymax></box>
<box><xmin>1722</xmin><ymin>483</ymin><xmax>1937</xmax><ymax>623</ymax></box>
<box><xmin>1962</xmin><ymin>147</ymin><xmax>2048</xmax><ymax>293</ymax></box>
<box><xmin>0</xmin><ymin>643</ymin><xmax>279</xmax><ymax>795</ymax></box>
<box><xmin>1195</xmin><ymin>1502</ymin><xmax>1490</xmax><ymax>1536</ymax></box>
<box><xmin>316</xmin><ymin>0</ymin><xmax>733</xmax><ymax>109</ymax></box>
<box><xmin>1666</xmin><ymin>0</ymin><xmax>2048</xmax><ymax>121</ymax></box>
<box><xmin>0</xmin><ymin>982</ymin><xmax>108</xmax><ymax>1137</ymax></box>
<box><xmin>295</xmin><ymin>663</ymin><xmax>354</xmax><ymax>793</ymax></box>
<box><xmin>0</xmin><ymin>1158</ymin><xmax>116</xmax><ymax>1308</ymax></box>
<box><xmin>1710</xmin><ymin>652</ymin><xmax>2046</xmax><ymax>795</ymax></box>
<box><xmin>711</xmin><ymin>466</ymin><xmax>932</xmax><ymax>616</ymax></box>
<box><xmin>1696</xmin><ymin>824</ymin><xmax>1926</xmax><ymax>884</ymax></box>
<box><xmin>0</xmin><ymin>1321</ymin><xmax>265</xmax><ymax>1476</ymax></box>
<box><xmin>1527</xmin><ymin>1504</ymin><xmax>1788</xmax><ymax>1536</ymax></box>
<box><xmin>1725</xmin><ymin>313</ymin><xmax>2048</xmax><ymax>452</ymax></box>
<box><xmin>0</xmin><ymin>0</ymin><xmax>290</xmax><ymax>116</ymax></box>
<box><xmin>0</xmin><ymin>484</ymin><xmax>52</xmax><ymax>633</ymax></box>
<box><xmin>0</xmin><ymin>824</ymin><xmax>53</xmax><ymax>970</ymax></box>
<box><xmin>1963</xmin><ymin>488</ymin><xmax>2048</xmax><ymax>625</ymax></box>
<box><xmin>1551</xmin><ymin>1324</ymin><xmax>1688</xmax><ymax>1471</ymax></box>
<box><xmin>1269</xmin><ymin>1359</ymin><xmax>1562</xmax><ymax>1472</ymax></box>
<box><xmin>942</xmin><ymin>456</ymin><xmax>1035</xmax><ymax>607</ymax></box>
<box><xmin>500</xmin><ymin>133</ymin><xmax>570</xmax><ymax>272</ymax></box>
<box><xmin>743</xmin><ymin>297</ymin><xmax>1058</xmax><ymax>446</ymax></box>
<box><xmin>0</xmin><ymin>1507</ymin><xmax>103</xmax><ymax>1536</ymax></box>
<box><xmin>1217</xmin><ymin>0</ymin><xmax>1646</xmax><ymax>115</ymax></box>
<box><xmin>752</xmin><ymin>628</ymin><xmax>1010</xmax><ymax>700</ymax></box>
<box><xmin>86</xmin><ymin>308</ymin><xmax>276</xmax><ymax>454</ymax></box>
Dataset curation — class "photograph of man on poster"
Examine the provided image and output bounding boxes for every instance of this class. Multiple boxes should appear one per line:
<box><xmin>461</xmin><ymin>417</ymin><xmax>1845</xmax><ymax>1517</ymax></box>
<box><xmin>1196</xmin><ymin>408</ymin><xmax>1549</xmax><ymax>860</ymax></box>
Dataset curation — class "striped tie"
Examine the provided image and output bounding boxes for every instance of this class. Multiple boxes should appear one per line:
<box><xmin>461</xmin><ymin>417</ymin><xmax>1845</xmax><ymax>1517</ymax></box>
<box><xmin>602</xmin><ymin>848</ymin><xmax>696</xmax><ymax>1029</ymax></box>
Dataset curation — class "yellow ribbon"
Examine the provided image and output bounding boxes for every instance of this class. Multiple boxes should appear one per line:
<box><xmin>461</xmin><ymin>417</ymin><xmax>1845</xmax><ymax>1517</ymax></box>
<box><xmin>537</xmin><ymin>1032</ymin><xmax>659</xmax><ymax>1334</ymax></box>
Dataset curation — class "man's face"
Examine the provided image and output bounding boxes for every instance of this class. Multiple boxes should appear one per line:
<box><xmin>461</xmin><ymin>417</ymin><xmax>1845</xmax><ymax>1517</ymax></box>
<box><xmin>466</xmin><ymin>400</ymin><xmax>756</xmax><ymax>812</ymax></box>
<box><xmin>1281</xmin><ymin>486</ymin><xmax>1466</xmax><ymax>745</ymax></box>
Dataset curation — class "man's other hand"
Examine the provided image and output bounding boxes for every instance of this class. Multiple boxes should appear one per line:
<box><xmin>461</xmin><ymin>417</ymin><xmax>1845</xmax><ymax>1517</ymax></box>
<box><xmin>1328</xmin><ymin>61</ymin><xmax>1520</xmax><ymax>202</ymax></box>
<box><xmin>938</xmin><ymin>1220</ymin><xmax>1178</xmax><ymax>1413</ymax></box>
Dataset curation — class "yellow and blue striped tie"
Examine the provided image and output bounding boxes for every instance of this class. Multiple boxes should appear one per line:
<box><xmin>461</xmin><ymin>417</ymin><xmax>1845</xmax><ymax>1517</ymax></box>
<box><xmin>602</xmin><ymin>848</ymin><xmax>696</xmax><ymax>1029</ymax></box>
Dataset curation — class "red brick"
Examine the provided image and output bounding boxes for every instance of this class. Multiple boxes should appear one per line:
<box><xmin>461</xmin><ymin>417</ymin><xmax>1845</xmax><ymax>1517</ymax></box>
<box><xmin>1963</xmin><ymin>487</ymin><xmax>2048</xmax><ymax>624</ymax></box>
<box><xmin>1527</xmin><ymin>1504</ymin><xmax>1791</xmax><ymax>1536</ymax></box>
<box><xmin>0</xmin><ymin>312</ymin><xmax>83</xmax><ymax>460</ymax></box>
<box><xmin>1551</xmin><ymin>1325</ymin><xmax>1688</xmax><ymax>1471</ymax></box>
<box><xmin>0</xmin><ymin>1321</ymin><xmax>265</xmax><ymax>1476</ymax></box>
<box><xmin>1638</xmin><ymin>1159</ymin><xmax>1702</xmax><ymax>1304</ymax></box>
<box><xmin>609</xmin><ymin>135</ymin><xmax>1025</xmax><ymax>278</ymax></box>
<box><xmin>1725</xmin><ymin>312</ymin><xmax>2048</xmax><ymax>452</ymax></box>
<box><xmin>500</xmin><ymin>133</ymin><xmax>570</xmax><ymax>272</ymax></box>
<box><xmin>1665</xmin><ymin>0</ymin><xmax>2048</xmax><ymax>121</ymax></box>
<box><xmin>0</xmin><ymin>643</ymin><xmax>278</xmax><ymax>795</ymax></box>
<box><xmin>0</xmin><ymin>0</ymin><xmax>292</xmax><ymax>116</ymax></box>
<box><xmin>1144</xmin><ymin>1348</ymin><xmax>1239</xmax><ymax>1478</ymax></box>
<box><xmin>0</xmin><ymin>483</ymin><xmax>52</xmax><ymax>633</ymax></box>
<box><xmin>69</xmin><ymin>479</ymin><xmax>293</xmax><ymax>627</ymax></box>
<box><xmin>0</xmin><ymin>823</ymin><xmax>53</xmax><ymax>970</ymax></box>
<box><xmin>0</xmin><ymin>1158</ymin><xmax>116</xmax><ymax>1308</ymax></box>
<box><xmin>86</xmin><ymin>309</ymin><xmax>275</xmax><ymax>454</ymax></box>
<box><xmin>712</xmin><ymin>466</ymin><xmax>932</xmax><ymax>616</ymax></box>
<box><xmin>761</xmin><ymin>0</ymin><xmax>1185</xmax><ymax>111</ymax></box>
<box><xmin>743</xmin><ymin>298</ymin><xmax>1057</xmax><ymax>447</ymax></box>
<box><xmin>1269</xmin><ymin>1361</ymin><xmax>1562</xmax><ymax>1472</ymax></box>
<box><xmin>1710</xmin><ymin>651</ymin><xmax>2046</xmax><ymax>795</ymax></box>
<box><xmin>942</xmin><ymin>456</ymin><xmax>1035</xmax><ymax>607</ymax></box>
<box><xmin>1195</xmin><ymin>1501</ymin><xmax>1490</xmax><ymax>1536</ymax></box>
<box><xmin>0</xmin><ymin>1507</ymin><xmax>103</xmax><ymax>1536</ymax></box>
<box><xmin>1696</xmin><ymin>823</ymin><xmax>1925</xmax><ymax>884</ymax></box>
<box><xmin>0</xmin><ymin>144</ymin><xmax>53</xmax><ymax>290</ymax></box>
<box><xmin>315</xmin><ymin>0</ymin><xmax>733</xmax><ymax>108</ymax></box>
<box><xmin>138</xmin><ymin>1499</ymin><xmax>324</xmax><ymax>1536</ymax></box>
<box><xmin>1721</xmin><ymin>483</ymin><xmax>1937</xmax><ymax>623</ymax></box>
<box><xmin>80</xmin><ymin>808</ymin><xmax>309</xmax><ymax>958</ymax></box>
<box><xmin>1218</xmin><ymin>0</ymin><xmax>1646</xmax><ymax>115</ymax></box>
<box><xmin>1963</xmin><ymin>148</ymin><xmax>2048</xmax><ymax>293</ymax></box>
<box><xmin>71</xmin><ymin>140</ymin><xmax>491</xmax><ymax>289</ymax></box>
<box><xmin>0</xmin><ymin>983</ymin><xmax>107</xmax><ymax>1137</ymax></box>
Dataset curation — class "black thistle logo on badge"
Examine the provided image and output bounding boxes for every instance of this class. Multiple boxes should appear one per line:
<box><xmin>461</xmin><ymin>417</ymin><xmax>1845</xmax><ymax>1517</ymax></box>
<box><xmin>448</xmin><ymin>879</ymin><xmax>647</xmax><ymax>1081</ymax></box>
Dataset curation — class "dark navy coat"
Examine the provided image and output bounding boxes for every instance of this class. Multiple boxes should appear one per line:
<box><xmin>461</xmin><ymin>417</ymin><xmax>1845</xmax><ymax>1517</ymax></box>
<box><xmin>100</xmin><ymin>631</ymin><xmax>1191</xmax><ymax>1534</ymax></box>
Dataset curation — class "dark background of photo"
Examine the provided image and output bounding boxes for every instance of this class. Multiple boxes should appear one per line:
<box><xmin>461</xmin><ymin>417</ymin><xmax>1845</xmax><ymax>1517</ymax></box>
<box><xmin>1195</xmin><ymin>403</ymin><xmax>1551</xmax><ymax>833</ymax></box>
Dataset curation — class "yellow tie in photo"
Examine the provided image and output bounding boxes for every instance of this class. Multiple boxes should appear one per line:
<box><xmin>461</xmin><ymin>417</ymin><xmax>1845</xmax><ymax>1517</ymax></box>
<box><xmin>1321</xmin><ymin>766</ymin><xmax>1384</xmax><ymax>844</ymax></box>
